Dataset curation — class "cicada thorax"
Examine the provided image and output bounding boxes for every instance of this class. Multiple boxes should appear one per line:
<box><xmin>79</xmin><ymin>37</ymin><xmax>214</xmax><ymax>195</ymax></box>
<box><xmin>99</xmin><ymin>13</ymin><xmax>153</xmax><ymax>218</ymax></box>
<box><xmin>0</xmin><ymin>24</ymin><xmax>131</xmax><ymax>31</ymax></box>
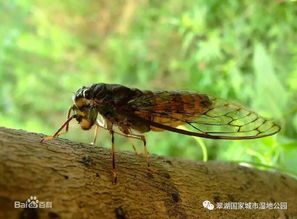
<box><xmin>72</xmin><ymin>83</ymin><xmax>146</xmax><ymax>131</ymax></box>
<box><xmin>133</xmin><ymin>91</ymin><xmax>213</xmax><ymax>131</ymax></box>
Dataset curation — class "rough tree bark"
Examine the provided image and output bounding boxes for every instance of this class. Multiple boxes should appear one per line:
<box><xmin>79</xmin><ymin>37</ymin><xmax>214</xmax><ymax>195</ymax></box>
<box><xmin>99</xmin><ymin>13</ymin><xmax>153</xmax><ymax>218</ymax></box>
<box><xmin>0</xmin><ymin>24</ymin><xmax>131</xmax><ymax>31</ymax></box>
<box><xmin>0</xmin><ymin>127</ymin><xmax>296</xmax><ymax>219</ymax></box>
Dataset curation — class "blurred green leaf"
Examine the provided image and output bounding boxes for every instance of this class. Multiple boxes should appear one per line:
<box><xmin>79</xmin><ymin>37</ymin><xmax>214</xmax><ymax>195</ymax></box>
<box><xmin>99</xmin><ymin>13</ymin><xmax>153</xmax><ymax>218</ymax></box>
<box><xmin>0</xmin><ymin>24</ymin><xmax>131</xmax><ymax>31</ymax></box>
<box><xmin>253</xmin><ymin>43</ymin><xmax>288</xmax><ymax>118</ymax></box>
<box><xmin>0</xmin><ymin>0</ymin><xmax>296</xmax><ymax>175</ymax></box>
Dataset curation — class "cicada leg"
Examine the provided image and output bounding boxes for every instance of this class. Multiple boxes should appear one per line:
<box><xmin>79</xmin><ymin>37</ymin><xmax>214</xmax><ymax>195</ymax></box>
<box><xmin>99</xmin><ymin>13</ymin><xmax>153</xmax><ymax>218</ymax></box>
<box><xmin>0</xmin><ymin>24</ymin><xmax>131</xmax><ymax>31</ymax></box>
<box><xmin>133</xmin><ymin>134</ymin><xmax>149</xmax><ymax>168</ymax></box>
<box><xmin>91</xmin><ymin>124</ymin><xmax>100</xmax><ymax>145</ymax></box>
<box><xmin>131</xmin><ymin>143</ymin><xmax>142</xmax><ymax>155</ymax></box>
<box><xmin>94</xmin><ymin>120</ymin><xmax>157</xmax><ymax>181</ymax></box>
<box><xmin>99</xmin><ymin>121</ymin><xmax>118</xmax><ymax>184</ymax></box>
<box><xmin>110</xmin><ymin>129</ymin><xmax>117</xmax><ymax>184</ymax></box>
<box><xmin>115</xmin><ymin>133</ymin><xmax>157</xmax><ymax>173</ymax></box>
<box><xmin>40</xmin><ymin>115</ymin><xmax>75</xmax><ymax>142</ymax></box>
<box><xmin>41</xmin><ymin>106</ymin><xmax>75</xmax><ymax>142</ymax></box>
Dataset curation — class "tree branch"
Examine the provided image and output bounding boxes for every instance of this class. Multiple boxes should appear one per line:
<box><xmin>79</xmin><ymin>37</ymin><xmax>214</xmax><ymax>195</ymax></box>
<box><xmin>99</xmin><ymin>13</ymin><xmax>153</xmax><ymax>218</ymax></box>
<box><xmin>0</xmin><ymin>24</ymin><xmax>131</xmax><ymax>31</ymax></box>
<box><xmin>0</xmin><ymin>127</ymin><xmax>296</xmax><ymax>218</ymax></box>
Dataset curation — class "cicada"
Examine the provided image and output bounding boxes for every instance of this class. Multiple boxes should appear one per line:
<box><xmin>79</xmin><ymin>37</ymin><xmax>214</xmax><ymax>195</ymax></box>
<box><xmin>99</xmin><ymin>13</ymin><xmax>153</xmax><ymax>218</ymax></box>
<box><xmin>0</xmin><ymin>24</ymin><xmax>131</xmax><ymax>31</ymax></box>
<box><xmin>41</xmin><ymin>83</ymin><xmax>281</xmax><ymax>183</ymax></box>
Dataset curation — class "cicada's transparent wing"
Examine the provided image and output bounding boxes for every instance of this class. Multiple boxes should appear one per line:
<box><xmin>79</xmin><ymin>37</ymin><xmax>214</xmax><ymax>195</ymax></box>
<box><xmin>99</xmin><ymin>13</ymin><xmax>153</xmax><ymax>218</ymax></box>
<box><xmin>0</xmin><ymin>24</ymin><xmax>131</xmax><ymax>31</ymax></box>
<box><xmin>129</xmin><ymin>92</ymin><xmax>280</xmax><ymax>139</ymax></box>
<box><xmin>181</xmin><ymin>97</ymin><xmax>280</xmax><ymax>139</ymax></box>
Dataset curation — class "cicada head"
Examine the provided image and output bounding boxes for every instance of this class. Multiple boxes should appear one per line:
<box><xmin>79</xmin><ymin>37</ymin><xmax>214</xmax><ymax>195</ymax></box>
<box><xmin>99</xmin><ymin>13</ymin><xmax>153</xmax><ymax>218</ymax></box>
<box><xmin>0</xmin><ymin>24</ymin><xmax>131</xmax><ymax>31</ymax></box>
<box><xmin>71</xmin><ymin>85</ymin><xmax>101</xmax><ymax>130</ymax></box>
<box><xmin>70</xmin><ymin>105</ymin><xmax>98</xmax><ymax>130</ymax></box>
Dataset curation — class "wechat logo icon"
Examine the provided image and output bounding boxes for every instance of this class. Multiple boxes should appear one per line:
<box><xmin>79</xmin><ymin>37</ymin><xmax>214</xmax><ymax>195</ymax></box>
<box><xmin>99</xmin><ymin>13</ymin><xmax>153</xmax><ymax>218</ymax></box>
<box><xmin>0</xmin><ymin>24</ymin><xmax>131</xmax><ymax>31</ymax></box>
<box><xmin>203</xmin><ymin>200</ymin><xmax>214</xmax><ymax>210</ymax></box>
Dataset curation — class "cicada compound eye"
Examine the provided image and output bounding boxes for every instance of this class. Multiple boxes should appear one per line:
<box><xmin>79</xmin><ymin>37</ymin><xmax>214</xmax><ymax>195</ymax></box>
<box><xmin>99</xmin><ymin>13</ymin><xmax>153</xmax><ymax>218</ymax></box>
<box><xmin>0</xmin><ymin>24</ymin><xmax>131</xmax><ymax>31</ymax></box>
<box><xmin>75</xmin><ymin>115</ymin><xmax>83</xmax><ymax>123</ymax></box>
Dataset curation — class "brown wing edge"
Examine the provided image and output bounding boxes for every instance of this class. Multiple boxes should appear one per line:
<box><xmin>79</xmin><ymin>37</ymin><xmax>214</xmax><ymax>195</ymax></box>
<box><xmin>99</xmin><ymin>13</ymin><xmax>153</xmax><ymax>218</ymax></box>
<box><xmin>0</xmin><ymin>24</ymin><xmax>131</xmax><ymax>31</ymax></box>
<box><xmin>133</xmin><ymin>114</ymin><xmax>281</xmax><ymax>140</ymax></box>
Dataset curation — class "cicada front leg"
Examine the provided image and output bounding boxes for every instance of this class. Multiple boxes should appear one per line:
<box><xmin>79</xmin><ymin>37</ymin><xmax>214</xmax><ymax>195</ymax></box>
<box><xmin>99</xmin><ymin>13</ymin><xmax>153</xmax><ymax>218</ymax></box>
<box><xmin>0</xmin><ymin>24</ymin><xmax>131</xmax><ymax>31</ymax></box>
<box><xmin>41</xmin><ymin>106</ymin><xmax>75</xmax><ymax>143</ymax></box>
<box><xmin>40</xmin><ymin>115</ymin><xmax>75</xmax><ymax>142</ymax></box>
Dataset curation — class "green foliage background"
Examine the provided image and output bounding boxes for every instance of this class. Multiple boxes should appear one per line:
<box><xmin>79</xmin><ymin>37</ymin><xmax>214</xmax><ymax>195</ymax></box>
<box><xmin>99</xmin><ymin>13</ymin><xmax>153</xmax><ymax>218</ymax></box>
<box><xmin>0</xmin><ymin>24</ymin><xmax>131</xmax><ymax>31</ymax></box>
<box><xmin>1</xmin><ymin>0</ymin><xmax>297</xmax><ymax>175</ymax></box>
